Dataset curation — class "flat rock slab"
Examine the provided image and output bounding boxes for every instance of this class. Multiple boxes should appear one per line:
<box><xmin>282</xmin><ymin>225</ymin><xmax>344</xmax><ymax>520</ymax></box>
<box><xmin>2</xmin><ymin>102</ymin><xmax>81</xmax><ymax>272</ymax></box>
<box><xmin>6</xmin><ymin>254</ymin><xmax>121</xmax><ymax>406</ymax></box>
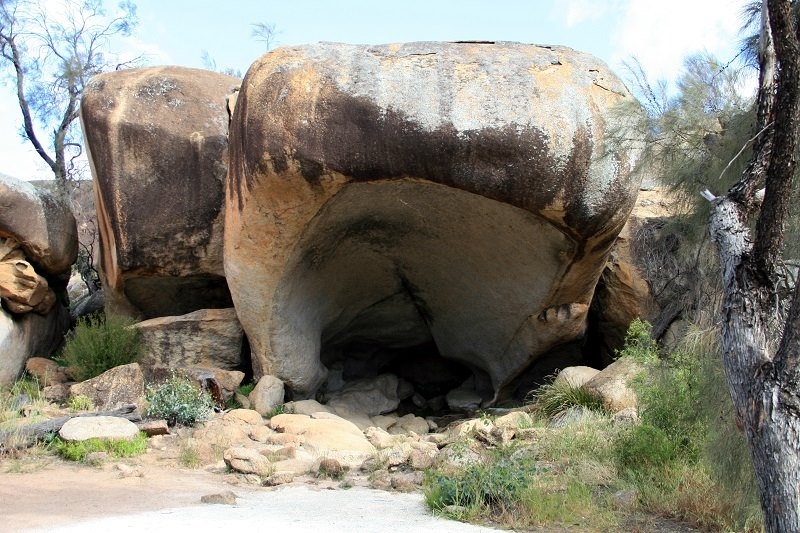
<box><xmin>59</xmin><ymin>416</ymin><xmax>140</xmax><ymax>441</ymax></box>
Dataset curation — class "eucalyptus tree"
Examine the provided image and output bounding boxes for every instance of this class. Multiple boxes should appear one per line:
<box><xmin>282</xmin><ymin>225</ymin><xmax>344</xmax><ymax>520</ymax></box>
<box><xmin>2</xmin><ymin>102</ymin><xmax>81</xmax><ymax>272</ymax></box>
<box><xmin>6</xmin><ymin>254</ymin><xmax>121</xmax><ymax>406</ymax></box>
<box><xmin>0</xmin><ymin>0</ymin><xmax>136</xmax><ymax>191</ymax></box>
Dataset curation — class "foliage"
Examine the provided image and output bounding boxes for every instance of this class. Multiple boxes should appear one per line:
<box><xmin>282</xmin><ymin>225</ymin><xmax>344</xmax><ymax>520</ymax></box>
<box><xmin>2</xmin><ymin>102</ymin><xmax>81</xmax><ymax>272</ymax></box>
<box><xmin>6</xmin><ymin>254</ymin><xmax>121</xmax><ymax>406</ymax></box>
<box><xmin>145</xmin><ymin>375</ymin><xmax>214</xmax><ymax>426</ymax></box>
<box><xmin>179</xmin><ymin>441</ymin><xmax>201</xmax><ymax>468</ymax></box>
<box><xmin>51</xmin><ymin>432</ymin><xmax>146</xmax><ymax>462</ymax></box>
<box><xmin>236</xmin><ymin>381</ymin><xmax>256</xmax><ymax>397</ymax></box>
<box><xmin>0</xmin><ymin>0</ymin><xmax>138</xmax><ymax>187</ymax></box>
<box><xmin>425</xmin><ymin>441</ymin><xmax>614</xmax><ymax>530</ymax></box>
<box><xmin>529</xmin><ymin>378</ymin><xmax>607</xmax><ymax>419</ymax></box>
<box><xmin>615</xmin><ymin>318</ymin><xmax>659</xmax><ymax>362</ymax></box>
<box><xmin>67</xmin><ymin>394</ymin><xmax>94</xmax><ymax>412</ymax></box>
<box><xmin>61</xmin><ymin>314</ymin><xmax>142</xmax><ymax>382</ymax></box>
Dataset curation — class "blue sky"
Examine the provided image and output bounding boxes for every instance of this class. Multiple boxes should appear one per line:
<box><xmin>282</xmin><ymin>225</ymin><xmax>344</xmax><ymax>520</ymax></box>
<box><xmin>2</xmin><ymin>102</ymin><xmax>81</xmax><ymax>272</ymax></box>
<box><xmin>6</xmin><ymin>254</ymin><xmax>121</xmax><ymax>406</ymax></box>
<box><xmin>1</xmin><ymin>0</ymin><xmax>752</xmax><ymax>180</ymax></box>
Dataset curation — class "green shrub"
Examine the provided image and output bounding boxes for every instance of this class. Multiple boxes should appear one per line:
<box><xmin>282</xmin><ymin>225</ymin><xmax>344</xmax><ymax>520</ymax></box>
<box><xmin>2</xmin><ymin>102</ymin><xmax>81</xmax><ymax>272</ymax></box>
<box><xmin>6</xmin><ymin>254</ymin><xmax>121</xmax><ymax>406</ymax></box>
<box><xmin>67</xmin><ymin>394</ymin><xmax>94</xmax><ymax>412</ymax></box>
<box><xmin>61</xmin><ymin>315</ymin><xmax>142</xmax><ymax>382</ymax></box>
<box><xmin>52</xmin><ymin>432</ymin><xmax>147</xmax><ymax>462</ymax></box>
<box><xmin>145</xmin><ymin>375</ymin><xmax>214</xmax><ymax>426</ymax></box>
<box><xmin>616</xmin><ymin>424</ymin><xmax>679</xmax><ymax>471</ymax></box>
<box><xmin>425</xmin><ymin>446</ymin><xmax>539</xmax><ymax>511</ymax></box>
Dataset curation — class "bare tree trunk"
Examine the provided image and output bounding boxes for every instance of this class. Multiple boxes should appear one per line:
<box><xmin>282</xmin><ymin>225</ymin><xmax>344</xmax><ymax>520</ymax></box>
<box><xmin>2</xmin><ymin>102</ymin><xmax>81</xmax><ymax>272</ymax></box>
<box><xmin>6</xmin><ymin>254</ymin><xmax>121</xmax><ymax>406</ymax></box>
<box><xmin>709</xmin><ymin>1</ymin><xmax>800</xmax><ymax>531</ymax></box>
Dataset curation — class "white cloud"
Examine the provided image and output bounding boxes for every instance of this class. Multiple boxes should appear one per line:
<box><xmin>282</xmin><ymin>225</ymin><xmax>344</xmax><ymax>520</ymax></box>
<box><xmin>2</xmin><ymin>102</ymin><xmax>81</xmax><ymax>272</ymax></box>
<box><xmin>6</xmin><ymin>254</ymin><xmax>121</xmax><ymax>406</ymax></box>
<box><xmin>561</xmin><ymin>0</ymin><xmax>616</xmax><ymax>27</ymax></box>
<box><xmin>609</xmin><ymin>0</ymin><xmax>749</xmax><ymax>84</ymax></box>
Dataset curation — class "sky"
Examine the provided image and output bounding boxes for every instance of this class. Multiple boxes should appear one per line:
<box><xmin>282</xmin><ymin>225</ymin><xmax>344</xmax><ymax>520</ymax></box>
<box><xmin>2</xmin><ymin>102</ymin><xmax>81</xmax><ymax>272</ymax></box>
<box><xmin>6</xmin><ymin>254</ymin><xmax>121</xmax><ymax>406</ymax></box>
<box><xmin>0</xmin><ymin>0</ymin><xmax>753</xmax><ymax>181</ymax></box>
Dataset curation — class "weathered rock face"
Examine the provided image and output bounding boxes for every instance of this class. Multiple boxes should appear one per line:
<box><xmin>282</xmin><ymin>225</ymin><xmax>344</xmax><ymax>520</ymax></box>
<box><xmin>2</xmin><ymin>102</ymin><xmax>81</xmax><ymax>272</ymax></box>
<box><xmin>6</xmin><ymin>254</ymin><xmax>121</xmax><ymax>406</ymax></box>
<box><xmin>134</xmin><ymin>308</ymin><xmax>244</xmax><ymax>370</ymax></box>
<box><xmin>225</xmin><ymin>42</ymin><xmax>641</xmax><ymax>403</ymax></box>
<box><xmin>0</xmin><ymin>173</ymin><xmax>75</xmax><ymax>384</ymax></box>
<box><xmin>80</xmin><ymin>66</ymin><xmax>240</xmax><ymax>319</ymax></box>
<box><xmin>0</xmin><ymin>173</ymin><xmax>77</xmax><ymax>276</ymax></box>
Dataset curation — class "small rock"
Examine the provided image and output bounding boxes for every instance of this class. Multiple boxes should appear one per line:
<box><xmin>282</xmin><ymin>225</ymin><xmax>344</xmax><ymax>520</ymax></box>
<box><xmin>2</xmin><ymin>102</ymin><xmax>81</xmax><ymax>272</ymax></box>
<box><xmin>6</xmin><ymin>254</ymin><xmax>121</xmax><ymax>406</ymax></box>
<box><xmin>244</xmin><ymin>474</ymin><xmax>262</xmax><ymax>485</ymax></box>
<box><xmin>554</xmin><ymin>366</ymin><xmax>600</xmax><ymax>388</ymax></box>
<box><xmin>59</xmin><ymin>416</ymin><xmax>140</xmax><ymax>442</ymax></box>
<box><xmin>369</xmin><ymin>469</ymin><xmax>391</xmax><ymax>490</ymax></box>
<box><xmin>85</xmin><ymin>451</ymin><xmax>109</xmax><ymax>465</ymax></box>
<box><xmin>42</xmin><ymin>383</ymin><xmax>71</xmax><ymax>403</ymax></box>
<box><xmin>223</xmin><ymin>408</ymin><xmax>264</xmax><ymax>426</ymax></box>
<box><xmin>494</xmin><ymin>411</ymin><xmax>533</xmax><ymax>430</ymax></box>
<box><xmin>234</xmin><ymin>392</ymin><xmax>251</xmax><ymax>409</ymax></box>
<box><xmin>200</xmin><ymin>491</ymin><xmax>237</xmax><ymax>505</ymax></box>
<box><xmin>223</xmin><ymin>447</ymin><xmax>272</xmax><ymax>476</ymax></box>
<box><xmin>248</xmin><ymin>425</ymin><xmax>273</xmax><ymax>443</ymax></box>
<box><xmin>136</xmin><ymin>419</ymin><xmax>169</xmax><ymax>436</ymax></box>
<box><xmin>409</xmin><ymin>449</ymin><xmax>435</xmax><ymax>470</ymax></box>
<box><xmin>318</xmin><ymin>457</ymin><xmax>346</xmax><ymax>479</ymax></box>
<box><xmin>283</xmin><ymin>399</ymin><xmax>330</xmax><ymax>416</ymax></box>
<box><xmin>445</xmin><ymin>388</ymin><xmax>481</xmax><ymax>412</ymax></box>
<box><xmin>249</xmin><ymin>375</ymin><xmax>285</xmax><ymax>416</ymax></box>
<box><xmin>613</xmin><ymin>407</ymin><xmax>640</xmax><ymax>426</ymax></box>
<box><xmin>25</xmin><ymin>357</ymin><xmax>68</xmax><ymax>386</ymax></box>
<box><xmin>265</xmin><ymin>471</ymin><xmax>294</xmax><ymax>486</ymax></box>
<box><xmin>390</xmin><ymin>471</ymin><xmax>424</xmax><ymax>492</ymax></box>
<box><xmin>114</xmin><ymin>463</ymin><xmax>142</xmax><ymax>477</ymax></box>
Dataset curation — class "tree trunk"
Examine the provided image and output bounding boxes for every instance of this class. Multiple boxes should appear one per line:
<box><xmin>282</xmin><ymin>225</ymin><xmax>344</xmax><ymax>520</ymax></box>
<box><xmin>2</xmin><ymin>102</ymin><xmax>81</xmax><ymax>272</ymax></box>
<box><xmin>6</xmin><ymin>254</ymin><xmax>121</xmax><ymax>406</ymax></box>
<box><xmin>710</xmin><ymin>199</ymin><xmax>800</xmax><ymax>532</ymax></box>
<box><xmin>709</xmin><ymin>1</ymin><xmax>800</xmax><ymax>530</ymax></box>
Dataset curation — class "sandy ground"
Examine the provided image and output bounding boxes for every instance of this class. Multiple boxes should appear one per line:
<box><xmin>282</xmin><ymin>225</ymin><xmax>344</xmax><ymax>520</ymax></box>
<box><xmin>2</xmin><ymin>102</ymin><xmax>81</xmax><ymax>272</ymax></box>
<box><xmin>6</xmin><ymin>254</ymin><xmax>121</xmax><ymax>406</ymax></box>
<box><xmin>0</xmin><ymin>452</ymin><xmax>499</xmax><ymax>533</ymax></box>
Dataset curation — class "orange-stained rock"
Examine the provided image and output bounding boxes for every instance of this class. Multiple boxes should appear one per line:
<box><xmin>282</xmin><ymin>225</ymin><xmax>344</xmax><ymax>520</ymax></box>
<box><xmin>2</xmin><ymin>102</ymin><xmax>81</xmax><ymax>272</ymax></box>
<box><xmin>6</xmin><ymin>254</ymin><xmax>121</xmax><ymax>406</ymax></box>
<box><xmin>80</xmin><ymin>67</ymin><xmax>240</xmax><ymax>319</ymax></box>
<box><xmin>225</xmin><ymin>42</ymin><xmax>643</xmax><ymax>402</ymax></box>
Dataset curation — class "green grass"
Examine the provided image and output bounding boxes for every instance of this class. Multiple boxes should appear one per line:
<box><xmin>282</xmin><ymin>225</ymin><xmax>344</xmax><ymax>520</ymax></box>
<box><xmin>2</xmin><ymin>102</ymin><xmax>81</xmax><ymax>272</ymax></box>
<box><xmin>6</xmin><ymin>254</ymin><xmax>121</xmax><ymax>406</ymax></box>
<box><xmin>51</xmin><ymin>432</ymin><xmax>147</xmax><ymax>462</ymax></box>
<box><xmin>422</xmin><ymin>320</ymin><xmax>763</xmax><ymax>532</ymax></box>
<box><xmin>67</xmin><ymin>395</ymin><xmax>94</xmax><ymax>412</ymax></box>
<box><xmin>529</xmin><ymin>378</ymin><xmax>608</xmax><ymax>419</ymax></box>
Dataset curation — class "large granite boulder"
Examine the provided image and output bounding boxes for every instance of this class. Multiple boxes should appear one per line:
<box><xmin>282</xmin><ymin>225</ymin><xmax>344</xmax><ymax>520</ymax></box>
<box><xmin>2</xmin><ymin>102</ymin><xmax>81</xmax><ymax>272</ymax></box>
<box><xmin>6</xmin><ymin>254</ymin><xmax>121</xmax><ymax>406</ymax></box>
<box><xmin>0</xmin><ymin>173</ymin><xmax>75</xmax><ymax>385</ymax></box>
<box><xmin>80</xmin><ymin>66</ymin><xmax>240</xmax><ymax>319</ymax></box>
<box><xmin>225</xmin><ymin>42</ymin><xmax>642</xmax><ymax>403</ymax></box>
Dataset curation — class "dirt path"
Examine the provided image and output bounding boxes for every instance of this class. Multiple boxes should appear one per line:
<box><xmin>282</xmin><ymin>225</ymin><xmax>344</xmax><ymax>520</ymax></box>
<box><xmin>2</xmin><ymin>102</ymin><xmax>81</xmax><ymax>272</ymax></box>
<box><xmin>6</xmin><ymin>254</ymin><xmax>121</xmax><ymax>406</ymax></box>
<box><xmin>0</xmin><ymin>457</ymin><xmax>500</xmax><ymax>533</ymax></box>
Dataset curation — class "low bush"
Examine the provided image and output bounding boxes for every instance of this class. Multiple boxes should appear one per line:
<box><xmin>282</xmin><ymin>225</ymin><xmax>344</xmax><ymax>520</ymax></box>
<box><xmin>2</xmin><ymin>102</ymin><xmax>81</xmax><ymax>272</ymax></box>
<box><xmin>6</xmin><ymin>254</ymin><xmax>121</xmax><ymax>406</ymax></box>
<box><xmin>61</xmin><ymin>315</ymin><xmax>142</xmax><ymax>382</ymax></box>
<box><xmin>145</xmin><ymin>375</ymin><xmax>214</xmax><ymax>426</ymax></box>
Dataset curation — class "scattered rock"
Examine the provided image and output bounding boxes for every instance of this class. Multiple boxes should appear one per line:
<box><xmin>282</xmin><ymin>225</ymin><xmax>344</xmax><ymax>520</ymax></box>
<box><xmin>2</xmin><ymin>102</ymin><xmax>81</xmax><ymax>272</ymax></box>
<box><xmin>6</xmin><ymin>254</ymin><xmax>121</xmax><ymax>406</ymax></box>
<box><xmin>583</xmin><ymin>357</ymin><xmax>643</xmax><ymax>412</ymax></box>
<box><xmin>445</xmin><ymin>387</ymin><xmax>482</xmax><ymax>412</ymax></box>
<box><xmin>248</xmin><ymin>375</ymin><xmax>284</xmax><ymax>416</ymax></box>
<box><xmin>264</xmin><ymin>471</ymin><xmax>295</xmax><ymax>486</ymax></box>
<box><xmin>200</xmin><ymin>491</ymin><xmax>238</xmax><ymax>505</ymax></box>
<box><xmin>269</xmin><ymin>413</ymin><xmax>376</xmax><ymax>468</ymax></box>
<box><xmin>318</xmin><ymin>458</ymin><xmax>346</xmax><ymax>479</ymax></box>
<box><xmin>25</xmin><ymin>357</ymin><xmax>68</xmax><ymax>386</ymax></box>
<box><xmin>326</xmin><ymin>374</ymin><xmax>401</xmax><ymax>417</ymax></box>
<box><xmin>613</xmin><ymin>407</ymin><xmax>640</xmax><ymax>426</ymax></box>
<box><xmin>222</xmin><ymin>447</ymin><xmax>272</xmax><ymax>476</ymax></box>
<box><xmin>554</xmin><ymin>366</ymin><xmax>600</xmax><ymax>388</ymax></box>
<box><xmin>58</xmin><ymin>416</ymin><xmax>140</xmax><ymax>442</ymax></box>
<box><xmin>223</xmin><ymin>409</ymin><xmax>264</xmax><ymax>426</ymax></box>
<box><xmin>390</xmin><ymin>471</ymin><xmax>424</xmax><ymax>492</ymax></box>
<box><xmin>136</xmin><ymin>419</ymin><xmax>169</xmax><ymax>436</ymax></box>
<box><xmin>42</xmin><ymin>383</ymin><xmax>71</xmax><ymax>403</ymax></box>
